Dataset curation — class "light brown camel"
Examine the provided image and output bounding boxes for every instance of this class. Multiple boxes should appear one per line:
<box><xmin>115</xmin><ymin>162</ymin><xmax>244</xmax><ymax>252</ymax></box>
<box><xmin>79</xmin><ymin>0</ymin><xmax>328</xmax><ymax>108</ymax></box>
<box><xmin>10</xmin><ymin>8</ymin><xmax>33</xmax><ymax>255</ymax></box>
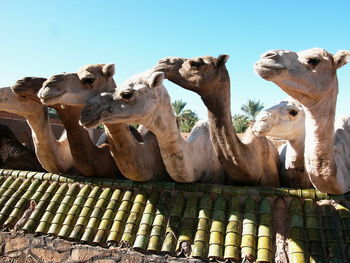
<box><xmin>255</xmin><ymin>47</ymin><xmax>350</xmax><ymax>194</ymax></box>
<box><xmin>253</xmin><ymin>98</ymin><xmax>312</xmax><ymax>188</ymax></box>
<box><xmin>80</xmin><ymin>71</ymin><xmax>225</xmax><ymax>183</ymax></box>
<box><xmin>38</xmin><ymin>64</ymin><xmax>121</xmax><ymax>178</ymax></box>
<box><xmin>0</xmin><ymin>124</ymin><xmax>44</xmax><ymax>171</ymax></box>
<box><xmin>38</xmin><ymin>65</ymin><xmax>168</xmax><ymax>181</ymax></box>
<box><xmin>154</xmin><ymin>56</ymin><xmax>279</xmax><ymax>186</ymax></box>
<box><xmin>0</xmin><ymin>79</ymin><xmax>74</xmax><ymax>173</ymax></box>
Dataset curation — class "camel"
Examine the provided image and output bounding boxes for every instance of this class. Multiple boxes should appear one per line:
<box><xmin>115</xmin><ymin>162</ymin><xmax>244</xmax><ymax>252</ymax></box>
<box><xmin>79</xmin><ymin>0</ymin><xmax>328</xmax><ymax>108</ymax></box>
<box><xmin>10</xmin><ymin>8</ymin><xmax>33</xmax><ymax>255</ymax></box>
<box><xmin>80</xmin><ymin>70</ymin><xmax>225</xmax><ymax>183</ymax></box>
<box><xmin>153</xmin><ymin>56</ymin><xmax>280</xmax><ymax>186</ymax></box>
<box><xmin>0</xmin><ymin>124</ymin><xmax>44</xmax><ymax>171</ymax></box>
<box><xmin>0</xmin><ymin>79</ymin><xmax>74</xmax><ymax>174</ymax></box>
<box><xmin>38</xmin><ymin>64</ymin><xmax>122</xmax><ymax>178</ymax></box>
<box><xmin>252</xmin><ymin>98</ymin><xmax>312</xmax><ymax>188</ymax></box>
<box><xmin>255</xmin><ymin>47</ymin><xmax>350</xmax><ymax>194</ymax></box>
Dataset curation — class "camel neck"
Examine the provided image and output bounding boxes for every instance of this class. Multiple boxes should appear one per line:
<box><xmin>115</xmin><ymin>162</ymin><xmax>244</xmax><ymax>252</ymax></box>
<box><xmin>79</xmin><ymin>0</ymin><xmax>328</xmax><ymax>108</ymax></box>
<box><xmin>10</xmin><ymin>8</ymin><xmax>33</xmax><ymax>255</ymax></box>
<box><xmin>25</xmin><ymin>107</ymin><xmax>64</xmax><ymax>173</ymax></box>
<box><xmin>285</xmin><ymin>134</ymin><xmax>305</xmax><ymax>169</ymax></box>
<box><xmin>57</xmin><ymin>106</ymin><xmax>98</xmax><ymax>176</ymax></box>
<box><xmin>104</xmin><ymin>123</ymin><xmax>162</xmax><ymax>181</ymax></box>
<box><xmin>146</xmin><ymin>88</ymin><xmax>194</xmax><ymax>182</ymax></box>
<box><xmin>303</xmin><ymin>82</ymin><xmax>338</xmax><ymax>188</ymax></box>
<box><xmin>200</xmin><ymin>82</ymin><xmax>252</xmax><ymax>181</ymax></box>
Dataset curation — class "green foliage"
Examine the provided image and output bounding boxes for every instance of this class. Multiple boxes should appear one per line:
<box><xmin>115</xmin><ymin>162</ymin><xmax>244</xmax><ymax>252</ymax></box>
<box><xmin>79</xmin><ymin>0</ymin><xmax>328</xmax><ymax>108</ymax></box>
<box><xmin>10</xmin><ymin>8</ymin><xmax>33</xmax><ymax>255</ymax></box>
<box><xmin>171</xmin><ymin>99</ymin><xmax>199</xmax><ymax>133</ymax></box>
<box><xmin>240</xmin><ymin>99</ymin><xmax>264</xmax><ymax>121</ymax></box>
<box><xmin>232</xmin><ymin>114</ymin><xmax>249</xmax><ymax>133</ymax></box>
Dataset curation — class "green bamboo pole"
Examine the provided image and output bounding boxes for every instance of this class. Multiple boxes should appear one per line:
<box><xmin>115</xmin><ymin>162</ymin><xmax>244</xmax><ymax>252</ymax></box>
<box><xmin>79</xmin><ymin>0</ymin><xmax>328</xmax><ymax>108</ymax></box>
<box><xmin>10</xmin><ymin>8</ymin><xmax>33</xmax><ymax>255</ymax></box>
<box><xmin>93</xmin><ymin>188</ymin><xmax>122</xmax><ymax>246</ymax></box>
<box><xmin>224</xmin><ymin>196</ymin><xmax>241</xmax><ymax>262</ymax></box>
<box><xmin>148</xmin><ymin>191</ymin><xmax>171</xmax><ymax>253</ymax></box>
<box><xmin>4</xmin><ymin>179</ymin><xmax>42</xmax><ymax>229</ymax></box>
<box><xmin>120</xmin><ymin>190</ymin><xmax>148</xmax><ymax>247</ymax></box>
<box><xmin>35</xmin><ymin>183</ymin><xmax>69</xmax><ymax>234</ymax></box>
<box><xmin>256</xmin><ymin>198</ymin><xmax>273</xmax><ymax>263</ymax></box>
<box><xmin>288</xmin><ymin>198</ymin><xmax>306</xmax><ymax>263</ymax></box>
<box><xmin>81</xmin><ymin>187</ymin><xmax>113</xmax><ymax>244</ymax></box>
<box><xmin>58</xmin><ymin>185</ymin><xmax>92</xmax><ymax>239</ymax></box>
<box><xmin>192</xmin><ymin>193</ymin><xmax>212</xmax><ymax>259</ymax></box>
<box><xmin>176</xmin><ymin>194</ymin><xmax>198</xmax><ymax>257</ymax></box>
<box><xmin>320</xmin><ymin>201</ymin><xmax>343</xmax><ymax>262</ymax></box>
<box><xmin>133</xmin><ymin>190</ymin><xmax>160</xmax><ymax>252</ymax></box>
<box><xmin>0</xmin><ymin>178</ymin><xmax>31</xmax><ymax>226</ymax></box>
<box><xmin>22</xmin><ymin>181</ymin><xmax>59</xmax><ymax>233</ymax></box>
<box><xmin>161</xmin><ymin>191</ymin><xmax>185</xmax><ymax>255</ymax></box>
<box><xmin>0</xmin><ymin>177</ymin><xmax>23</xmax><ymax>210</ymax></box>
<box><xmin>69</xmin><ymin>186</ymin><xmax>102</xmax><ymax>241</ymax></box>
<box><xmin>0</xmin><ymin>176</ymin><xmax>15</xmax><ymax>198</ymax></box>
<box><xmin>107</xmin><ymin>190</ymin><xmax>134</xmax><ymax>246</ymax></box>
<box><xmin>208</xmin><ymin>195</ymin><xmax>226</xmax><ymax>261</ymax></box>
<box><xmin>335</xmin><ymin>203</ymin><xmax>350</xmax><ymax>261</ymax></box>
<box><xmin>240</xmin><ymin>196</ymin><xmax>258</xmax><ymax>262</ymax></box>
<box><xmin>47</xmin><ymin>183</ymin><xmax>80</xmax><ymax>236</ymax></box>
<box><xmin>304</xmin><ymin>199</ymin><xmax>325</xmax><ymax>263</ymax></box>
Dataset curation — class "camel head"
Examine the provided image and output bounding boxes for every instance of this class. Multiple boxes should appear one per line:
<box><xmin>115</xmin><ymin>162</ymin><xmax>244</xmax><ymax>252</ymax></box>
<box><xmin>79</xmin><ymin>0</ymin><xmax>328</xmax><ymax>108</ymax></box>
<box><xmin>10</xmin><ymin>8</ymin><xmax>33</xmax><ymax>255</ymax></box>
<box><xmin>11</xmin><ymin>77</ymin><xmax>47</xmax><ymax>103</ymax></box>
<box><xmin>39</xmin><ymin>63</ymin><xmax>116</xmax><ymax>107</ymax></box>
<box><xmin>0</xmin><ymin>86</ymin><xmax>45</xmax><ymax>117</ymax></box>
<box><xmin>153</xmin><ymin>55</ymin><xmax>229</xmax><ymax>96</ymax></box>
<box><xmin>254</xmin><ymin>48</ymin><xmax>350</xmax><ymax>106</ymax></box>
<box><xmin>253</xmin><ymin>98</ymin><xmax>305</xmax><ymax>140</ymax></box>
<box><xmin>80</xmin><ymin>71</ymin><xmax>165</xmax><ymax>128</ymax></box>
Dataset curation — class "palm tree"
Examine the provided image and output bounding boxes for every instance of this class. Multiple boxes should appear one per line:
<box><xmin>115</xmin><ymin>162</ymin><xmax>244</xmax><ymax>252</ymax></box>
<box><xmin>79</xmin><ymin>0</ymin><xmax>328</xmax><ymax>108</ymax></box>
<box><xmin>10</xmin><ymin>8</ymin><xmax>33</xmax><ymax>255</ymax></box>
<box><xmin>232</xmin><ymin>114</ymin><xmax>249</xmax><ymax>133</ymax></box>
<box><xmin>172</xmin><ymin>99</ymin><xmax>187</xmax><ymax>117</ymax></box>
<box><xmin>171</xmin><ymin>99</ymin><xmax>199</xmax><ymax>132</ymax></box>
<box><xmin>241</xmin><ymin>99</ymin><xmax>264</xmax><ymax>121</ymax></box>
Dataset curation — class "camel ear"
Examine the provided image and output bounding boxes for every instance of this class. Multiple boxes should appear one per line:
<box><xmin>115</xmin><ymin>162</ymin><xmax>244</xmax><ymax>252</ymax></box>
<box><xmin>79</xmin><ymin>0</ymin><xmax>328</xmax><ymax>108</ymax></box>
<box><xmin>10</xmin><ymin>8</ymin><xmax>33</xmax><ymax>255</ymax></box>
<box><xmin>149</xmin><ymin>72</ymin><xmax>164</xmax><ymax>88</ymax></box>
<box><xmin>215</xmin><ymin>54</ymin><xmax>230</xmax><ymax>68</ymax></box>
<box><xmin>102</xmin><ymin>64</ymin><xmax>115</xmax><ymax>78</ymax></box>
<box><xmin>334</xmin><ymin>50</ymin><xmax>350</xmax><ymax>69</ymax></box>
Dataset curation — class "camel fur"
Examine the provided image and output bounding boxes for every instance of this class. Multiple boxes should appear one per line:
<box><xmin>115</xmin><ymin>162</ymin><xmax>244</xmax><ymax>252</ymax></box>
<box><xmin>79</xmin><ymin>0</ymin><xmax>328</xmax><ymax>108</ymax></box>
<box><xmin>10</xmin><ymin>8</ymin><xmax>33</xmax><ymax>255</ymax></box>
<box><xmin>0</xmin><ymin>79</ymin><xmax>74</xmax><ymax>173</ymax></box>
<box><xmin>255</xmin><ymin>47</ymin><xmax>350</xmax><ymax>194</ymax></box>
<box><xmin>38</xmin><ymin>64</ymin><xmax>121</xmax><ymax>178</ymax></box>
<box><xmin>253</xmin><ymin>98</ymin><xmax>312</xmax><ymax>188</ymax></box>
<box><xmin>80</xmin><ymin>70</ymin><xmax>225</xmax><ymax>183</ymax></box>
<box><xmin>154</xmin><ymin>55</ymin><xmax>280</xmax><ymax>186</ymax></box>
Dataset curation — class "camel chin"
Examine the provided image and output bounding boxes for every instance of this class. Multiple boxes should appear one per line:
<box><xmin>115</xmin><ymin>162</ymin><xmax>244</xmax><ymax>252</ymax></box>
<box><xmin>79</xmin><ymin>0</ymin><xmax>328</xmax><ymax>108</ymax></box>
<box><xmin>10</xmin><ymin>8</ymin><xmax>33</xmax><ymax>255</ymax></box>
<box><xmin>254</xmin><ymin>63</ymin><xmax>284</xmax><ymax>80</ymax></box>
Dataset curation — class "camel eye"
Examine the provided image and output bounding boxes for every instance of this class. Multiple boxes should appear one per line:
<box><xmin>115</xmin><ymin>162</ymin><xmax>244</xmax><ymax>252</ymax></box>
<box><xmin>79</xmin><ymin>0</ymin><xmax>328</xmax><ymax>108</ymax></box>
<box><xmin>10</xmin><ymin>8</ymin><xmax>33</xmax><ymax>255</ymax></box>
<box><xmin>307</xmin><ymin>58</ymin><xmax>321</xmax><ymax>67</ymax></box>
<box><xmin>189</xmin><ymin>59</ymin><xmax>204</xmax><ymax>68</ymax></box>
<box><xmin>82</xmin><ymin>77</ymin><xmax>95</xmax><ymax>85</ymax></box>
<box><xmin>289</xmin><ymin>109</ymin><xmax>298</xmax><ymax>117</ymax></box>
<box><xmin>120</xmin><ymin>90</ymin><xmax>134</xmax><ymax>100</ymax></box>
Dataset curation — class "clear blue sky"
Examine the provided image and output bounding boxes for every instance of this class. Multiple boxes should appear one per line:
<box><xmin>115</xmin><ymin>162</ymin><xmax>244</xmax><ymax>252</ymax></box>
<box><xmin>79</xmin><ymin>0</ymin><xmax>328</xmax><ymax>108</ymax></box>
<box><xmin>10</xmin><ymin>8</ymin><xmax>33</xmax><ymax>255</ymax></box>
<box><xmin>1</xmin><ymin>1</ymin><xmax>349</xmax><ymax>120</ymax></box>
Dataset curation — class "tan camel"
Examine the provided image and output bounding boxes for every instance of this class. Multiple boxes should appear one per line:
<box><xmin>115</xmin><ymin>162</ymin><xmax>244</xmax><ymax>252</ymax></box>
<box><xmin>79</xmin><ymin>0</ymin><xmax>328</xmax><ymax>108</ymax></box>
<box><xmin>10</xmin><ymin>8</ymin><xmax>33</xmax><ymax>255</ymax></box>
<box><xmin>0</xmin><ymin>79</ymin><xmax>74</xmax><ymax>173</ymax></box>
<box><xmin>253</xmin><ymin>98</ymin><xmax>312</xmax><ymax>188</ymax></box>
<box><xmin>80</xmin><ymin>71</ymin><xmax>225</xmax><ymax>183</ymax></box>
<box><xmin>154</xmin><ymin>56</ymin><xmax>280</xmax><ymax>186</ymax></box>
<box><xmin>255</xmin><ymin>47</ymin><xmax>350</xmax><ymax>194</ymax></box>
<box><xmin>39</xmin><ymin>65</ymin><xmax>168</xmax><ymax>181</ymax></box>
<box><xmin>38</xmin><ymin>64</ymin><xmax>121</xmax><ymax>178</ymax></box>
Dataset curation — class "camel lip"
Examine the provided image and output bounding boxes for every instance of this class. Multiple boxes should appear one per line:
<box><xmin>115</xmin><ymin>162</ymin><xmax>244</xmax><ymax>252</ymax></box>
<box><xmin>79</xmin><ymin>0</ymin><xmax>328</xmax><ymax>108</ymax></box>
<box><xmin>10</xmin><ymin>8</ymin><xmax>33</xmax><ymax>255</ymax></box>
<box><xmin>255</xmin><ymin>61</ymin><xmax>285</xmax><ymax>70</ymax></box>
<box><xmin>39</xmin><ymin>90</ymin><xmax>66</xmax><ymax>105</ymax></box>
<box><xmin>81</xmin><ymin>118</ymin><xmax>100</xmax><ymax>129</ymax></box>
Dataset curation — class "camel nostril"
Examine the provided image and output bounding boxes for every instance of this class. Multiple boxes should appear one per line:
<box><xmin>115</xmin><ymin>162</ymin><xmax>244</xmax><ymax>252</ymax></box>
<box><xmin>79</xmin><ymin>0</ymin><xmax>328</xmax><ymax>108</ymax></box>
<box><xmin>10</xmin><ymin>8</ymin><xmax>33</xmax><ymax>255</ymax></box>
<box><xmin>262</xmin><ymin>51</ymin><xmax>278</xmax><ymax>59</ymax></box>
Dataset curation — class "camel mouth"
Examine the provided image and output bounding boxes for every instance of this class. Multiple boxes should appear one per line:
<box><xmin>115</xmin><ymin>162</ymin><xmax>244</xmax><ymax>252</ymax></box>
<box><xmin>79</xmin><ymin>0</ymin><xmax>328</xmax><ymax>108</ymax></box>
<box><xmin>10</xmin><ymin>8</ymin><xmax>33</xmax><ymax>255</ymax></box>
<box><xmin>39</xmin><ymin>89</ymin><xmax>66</xmax><ymax>105</ymax></box>
<box><xmin>154</xmin><ymin>58</ymin><xmax>182</xmax><ymax>73</ymax></box>
<box><xmin>252</xmin><ymin>117</ymin><xmax>274</xmax><ymax>136</ymax></box>
<box><xmin>80</xmin><ymin>117</ymin><xmax>101</xmax><ymax>129</ymax></box>
<box><xmin>80</xmin><ymin>108</ymin><xmax>106</xmax><ymax>129</ymax></box>
<box><xmin>254</xmin><ymin>61</ymin><xmax>285</xmax><ymax>79</ymax></box>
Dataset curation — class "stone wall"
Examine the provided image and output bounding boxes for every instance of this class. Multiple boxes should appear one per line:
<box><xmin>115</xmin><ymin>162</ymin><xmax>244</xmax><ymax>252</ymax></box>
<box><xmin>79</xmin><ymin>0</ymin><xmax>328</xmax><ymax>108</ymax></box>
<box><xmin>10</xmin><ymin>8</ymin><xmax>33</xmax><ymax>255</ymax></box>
<box><xmin>0</xmin><ymin>232</ymin><xmax>204</xmax><ymax>263</ymax></box>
